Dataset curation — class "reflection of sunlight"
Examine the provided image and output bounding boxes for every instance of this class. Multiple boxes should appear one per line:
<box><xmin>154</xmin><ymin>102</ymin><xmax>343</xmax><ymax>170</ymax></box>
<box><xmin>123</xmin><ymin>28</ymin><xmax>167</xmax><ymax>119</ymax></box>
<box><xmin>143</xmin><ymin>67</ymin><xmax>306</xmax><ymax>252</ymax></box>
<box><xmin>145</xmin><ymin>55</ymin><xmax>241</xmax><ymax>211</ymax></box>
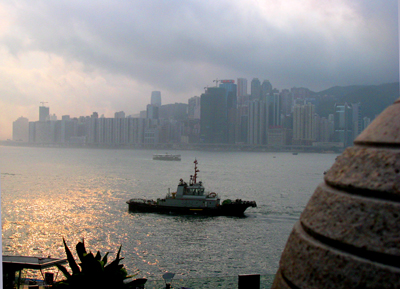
<box><xmin>1</xmin><ymin>188</ymin><xmax>119</xmax><ymax>258</ymax></box>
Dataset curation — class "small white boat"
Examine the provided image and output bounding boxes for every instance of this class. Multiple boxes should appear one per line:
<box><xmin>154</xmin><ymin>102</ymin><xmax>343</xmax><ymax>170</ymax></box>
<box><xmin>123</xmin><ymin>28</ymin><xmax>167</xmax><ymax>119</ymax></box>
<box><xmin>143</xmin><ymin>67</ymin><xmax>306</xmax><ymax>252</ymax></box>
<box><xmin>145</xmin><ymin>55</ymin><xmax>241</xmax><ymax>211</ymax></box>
<box><xmin>153</xmin><ymin>153</ymin><xmax>181</xmax><ymax>161</ymax></box>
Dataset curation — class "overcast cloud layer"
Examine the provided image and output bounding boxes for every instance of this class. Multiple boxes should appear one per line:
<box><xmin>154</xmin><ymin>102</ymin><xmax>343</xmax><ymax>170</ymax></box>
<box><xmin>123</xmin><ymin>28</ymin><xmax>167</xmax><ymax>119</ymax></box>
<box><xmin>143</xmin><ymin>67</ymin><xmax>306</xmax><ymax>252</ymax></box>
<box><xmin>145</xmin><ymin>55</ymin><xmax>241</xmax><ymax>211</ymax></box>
<box><xmin>0</xmin><ymin>0</ymin><xmax>398</xmax><ymax>139</ymax></box>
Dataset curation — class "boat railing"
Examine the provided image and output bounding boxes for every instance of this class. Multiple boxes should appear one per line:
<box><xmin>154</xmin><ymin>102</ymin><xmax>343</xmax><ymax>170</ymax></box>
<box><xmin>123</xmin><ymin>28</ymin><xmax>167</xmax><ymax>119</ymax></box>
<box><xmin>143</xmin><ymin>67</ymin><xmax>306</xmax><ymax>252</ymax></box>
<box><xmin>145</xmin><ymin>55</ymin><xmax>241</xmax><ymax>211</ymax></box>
<box><xmin>129</xmin><ymin>198</ymin><xmax>150</xmax><ymax>204</ymax></box>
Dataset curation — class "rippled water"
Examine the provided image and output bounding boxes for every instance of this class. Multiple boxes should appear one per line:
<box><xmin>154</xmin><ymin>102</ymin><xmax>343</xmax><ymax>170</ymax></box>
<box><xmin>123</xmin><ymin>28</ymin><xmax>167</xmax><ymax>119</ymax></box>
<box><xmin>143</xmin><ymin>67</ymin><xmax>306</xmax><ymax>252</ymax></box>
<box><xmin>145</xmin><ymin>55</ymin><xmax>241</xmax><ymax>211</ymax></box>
<box><xmin>0</xmin><ymin>146</ymin><xmax>337</xmax><ymax>282</ymax></box>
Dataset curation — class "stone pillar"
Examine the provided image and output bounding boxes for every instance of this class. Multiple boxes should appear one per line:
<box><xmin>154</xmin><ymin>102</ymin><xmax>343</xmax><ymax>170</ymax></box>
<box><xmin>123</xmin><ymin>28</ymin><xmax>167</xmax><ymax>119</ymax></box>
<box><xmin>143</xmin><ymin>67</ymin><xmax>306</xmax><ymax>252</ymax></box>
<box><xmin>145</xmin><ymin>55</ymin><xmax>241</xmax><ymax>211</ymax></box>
<box><xmin>272</xmin><ymin>98</ymin><xmax>400</xmax><ymax>288</ymax></box>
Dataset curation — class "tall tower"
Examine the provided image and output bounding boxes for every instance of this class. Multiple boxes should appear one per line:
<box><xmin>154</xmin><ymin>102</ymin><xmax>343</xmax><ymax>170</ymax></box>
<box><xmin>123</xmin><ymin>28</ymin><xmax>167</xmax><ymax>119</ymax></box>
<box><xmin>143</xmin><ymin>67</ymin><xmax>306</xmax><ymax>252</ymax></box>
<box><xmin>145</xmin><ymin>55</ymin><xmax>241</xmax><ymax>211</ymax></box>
<box><xmin>13</xmin><ymin>117</ymin><xmax>29</xmax><ymax>142</ymax></box>
<box><xmin>293</xmin><ymin>102</ymin><xmax>315</xmax><ymax>145</ymax></box>
<box><xmin>267</xmin><ymin>92</ymin><xmax>282</xmax><ymax>128</ymax></box>
<box><xmin>261</xmin><ymin>80</ymin><xmax>273</xmax><ymax>99</ymax></box>
<box><xmin>39</xmin><ymin>105</ymin><xmax>49</xmax><ymax>122</ymax></box>
<box><xmin>219</xmin><ymin>80</ymin><xmax>238</xmax><ymax>144</ymax></box>
<box><xmin>151</xmin><ymin>91</ymin><xmax>161</xmax><ymax>107</ymax></box>
<box><xmin>237</xmin><ymin>78</ymin><xmax>248</xmax><ymax>106</ymax></box>
<box><xmin>200</xmin><ymin>87</ymin><xmax>228</xmax><ymax>143</ymax></box>
<box><xmin>334</xmin><ymin>103</ymin><xmax>353</xmax><ymax>147</ymax></box>
<box><xmin>250</xmin><ymin>78</ymin><xmax>261</xmax><ymax>100</ymax></box>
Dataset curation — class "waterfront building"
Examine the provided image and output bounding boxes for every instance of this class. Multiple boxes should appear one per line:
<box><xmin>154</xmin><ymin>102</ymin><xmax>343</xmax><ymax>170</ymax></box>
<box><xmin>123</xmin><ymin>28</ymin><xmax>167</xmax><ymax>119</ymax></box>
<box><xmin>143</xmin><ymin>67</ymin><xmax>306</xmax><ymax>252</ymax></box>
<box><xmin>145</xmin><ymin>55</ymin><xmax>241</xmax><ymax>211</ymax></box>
<box><xmin>250</xmin><ymin>78</ymin><xmax>261</xmax><ymax>100</ymax></box>
<box><xmin>351</xmin><ymin>103</ymin><xmax>362</xmax><ymax>138</ymax></box>
<box><xmin>328</xmin><ymin>114</ymin><xmax>335</xmax><ymax>141</ymax></box>
<box><xmin>114</xmin><ymin>111</ymin><xmax>126</xmax><ymax>118</ymax></box>
<box><xmin>146</xmin><ymin>104</ymin><xmax>159</xmax><ymax>119</ymax></box>
<box><xmin>261</xmin><ymin>80</ymin><xmax>273</xmax><ymax>100</ymax></box>
<box><xmin>188</xmin><ymin>96</ymin><xmax>201</xmax><ymax>120</ymax></box>
<box><xmin>200</xmin><ymin>87</ymin><xmax>228</xmax><ymax>143</ymax></box>
<box><xmin>363</xmin><ymin>116</ymin><xmax>371</xmax><ymax>131</ymax></box>
<box><xmin>236</xmin><ymin>104</ymin><xmax>249</xmax><ymax>144</ymax></box>
<box><xmin>219</xmin><ymin>80</ymin><xmax>237</xmax><ymax>144</ymax></box>
<box><xmin>12</xmin><ymin>117</ymin><xmax>29</xmax><ymax>142</ymax></box>
<box><xmin>267</xmin><ymin>128</ymin><xmax>288</xmax><ymax>146</ymax></box>
<box><xmin>293</xmin><ymin>103</ymin><xmax>315</xmax><ymax>145</ymax></box>
<box><xmin>151</xmin><ymin>91</ymin><xmax>162</xmax><ymax>107</ymax></box>
<box><xmin>159</xmin><ymin>103</ymin><xmax>188</xmax><ymax>120</ymax></box>
<box><xmin>318</xmin><ymin>117</ymin><xmax>330</xmax><ymax>142</ymax></box>
<box><xmin>237</xmin><ymin>78</ymin><xmax>248</xmax><ymax>106</ymax></box>
<box><xmin>267</xmin><ymin>93</ymin><xmax>282</xmax><ymax>128</ymax></box>
<box><xmin>39</xmin><ymin>105</ymin><xmax>49</xmax><ymax>122</ymax></box>
<box><xmin>334</xmin><ymin>103</ymin><xmax>353</xmax><ymax>147</ymax></box>
<box><xmin>248</xmin><ymin>99</ymin><xmax>268</xmax><ymax>145</ymax></box>
<box><xmin>32</xmin><ymin>121</ymin><xmax>55</xmax><ymax>143</ymax></box>
<box><xmin>280</xmin><ymin>89</ymin><xmax>292</xmax><ymax>115</ymax></box>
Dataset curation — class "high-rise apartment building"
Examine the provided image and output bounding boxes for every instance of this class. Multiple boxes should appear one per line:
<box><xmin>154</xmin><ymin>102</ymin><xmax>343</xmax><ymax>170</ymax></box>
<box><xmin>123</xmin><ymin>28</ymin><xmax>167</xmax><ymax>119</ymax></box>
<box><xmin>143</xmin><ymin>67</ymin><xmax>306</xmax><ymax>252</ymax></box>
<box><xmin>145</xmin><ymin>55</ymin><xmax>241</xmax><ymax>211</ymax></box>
<box><xmin>250</xmin><ymin>78</ymin><xmax>261</xmax><ymax>100</ymax></box>
<box><xmin>114</xmin><ymin>111</ymin><xmax>126</xmax><ymax>118</ymax></box>
<box><xmin>151</xmin><ymin>91</ymin><xmax>162</xmax><ymax>107</ymax></box>
<box><xmin>219</xmin><ymin>80</ymin><xmax>237</xmax><ymax>143</ymax></box>
<box><xmin>13</xmin><ymin>117</ymin><xmax>29</xmax><ymax>142</ymax></box>
<box><xmin>200</xmin><ymin>87</ymin><xmax>228</xmax><ymax>143</ymax></box>
<box><xmin>188</xmin><ymin>96</ymin><xmax>201</xmax><ymax>120</ymax></box>
<box><xmin>146</xmin><ymin>104</ymin><xmax>159</xmax><ymax>119</ymax></box>
<box><xmin>261</xmin><ymin>80</ymin><xmax>273</xmax><ymax>99</ymax></box>
<box><xmin>334</xmin><ymin>103</ymin><xmax>353</xmax><ymax>147</ymax></box>
<box><xmin>351</xmin><ymin>103</ymin><xmax>362</xmax><ymax>138</ymax></box>
<box><xmin>293</xmin><ymin>103</ymin><xmax>315</xmax><ymax>145</ymax></box>
<box><xmin>267</xmin><ymin>93</ymin><xmax>282</xmax><ymax>128</ymax></box>
<box><xmin>39</xmin><ymin>105</ymin><xmax>49</xmax><ymax>122</ymax></box>
<box><xmin>237</xmin><ymin>78</ymin><xmax>248</xmax><ymax>106</ymax></box>
<box><xmin>248</xmin><ymin>99</ymin><xmax>268</xmax><ymax>145</ymax></box>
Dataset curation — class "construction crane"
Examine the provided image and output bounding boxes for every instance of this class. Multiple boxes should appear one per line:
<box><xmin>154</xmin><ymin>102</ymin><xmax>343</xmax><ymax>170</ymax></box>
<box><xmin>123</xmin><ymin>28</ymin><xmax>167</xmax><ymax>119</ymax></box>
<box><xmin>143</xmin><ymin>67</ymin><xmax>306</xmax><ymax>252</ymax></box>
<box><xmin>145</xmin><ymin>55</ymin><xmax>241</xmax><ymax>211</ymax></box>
<box><xmin>40</xmin><ymin>101</ymin><xmax>48</xmax><ymax>107</ymax></box>
<box><xmin>213</xmin><ymin>78</ymin><xmax>220</xmax><ymax>87</ymax></box>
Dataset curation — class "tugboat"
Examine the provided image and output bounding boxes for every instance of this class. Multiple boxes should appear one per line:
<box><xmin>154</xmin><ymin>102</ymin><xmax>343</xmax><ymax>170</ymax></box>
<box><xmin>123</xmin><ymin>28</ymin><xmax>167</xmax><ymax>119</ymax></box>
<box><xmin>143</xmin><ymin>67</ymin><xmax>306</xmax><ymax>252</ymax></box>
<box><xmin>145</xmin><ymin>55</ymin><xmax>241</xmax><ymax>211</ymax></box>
<box><xmin>127</xmin><ymin>160</ymin><xmax>257</xmax><ymax>216</ymax></box>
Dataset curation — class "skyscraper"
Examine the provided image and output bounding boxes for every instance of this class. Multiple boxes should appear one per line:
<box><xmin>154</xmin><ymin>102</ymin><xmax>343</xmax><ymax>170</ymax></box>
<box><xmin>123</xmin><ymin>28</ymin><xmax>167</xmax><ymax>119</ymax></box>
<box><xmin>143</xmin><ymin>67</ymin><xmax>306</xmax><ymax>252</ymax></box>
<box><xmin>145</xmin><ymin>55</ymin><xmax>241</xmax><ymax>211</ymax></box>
<box><xmin>237</xmin><ymin>78</ymin><xmax>248</xmax><ymax>106</ymax></box>
<box><xmin>146</xmin><ymin>104</ymin><xmax>159</xmax><ymax>119</ymax></box>
<box><xmin>188</xmin><ymin>96</ymin><xmax>201</xmax><ymax>120</ymax></box>
<box><xmin>200</xmin><ymin>87</ymin><xmax>228</xmax><ymax>143</ymax></box>
<box><xmin>248</xmin><ymin>99</ymin><xmax>268</xmax><ymax>145</ymax></box>
<box><xmin>39</xmin><ymin>105</ymin><xmax>49</xmax><ymax>122</ymax></box>
<box><xmin>219</xmin><ymin>80</ymin><xmax>237</xmax><ymax>143</ymax></box>
<box><xmin>261</xmin><ymin>80</ymin><xmax>273</xmax><ymax>99</ymax></box>
<box><xmin>250</xmin><ymin>78</ymin><xmax>261</xmax><ymax>100</ymax></box>
<box><xmin>267</xmin><ymin>92</ymin><xmax>282</xmax><ymax>128</ymax></box>
<box><xmin>13</xmin><ymin>117</ymin><xmax>29</xmax><ymax>142</ymax></box>
<box><xmin>334</xmin><ymin>103</ymin><xmax>353</xmax><ymax>147</ymax></box>
<box><xmin>293</xmin><ymin>103</ymin><xmax>315</xmax><ymax>145</ymax></box>
<box><xmin>151</xmin><ymin>91</ymin><xmax>162</xmax><ymax>107</ymax></box>
<box><xmin>351</xmin><ymin>103</ymin><xmax>362</xmax><ymax>138</ymax></box>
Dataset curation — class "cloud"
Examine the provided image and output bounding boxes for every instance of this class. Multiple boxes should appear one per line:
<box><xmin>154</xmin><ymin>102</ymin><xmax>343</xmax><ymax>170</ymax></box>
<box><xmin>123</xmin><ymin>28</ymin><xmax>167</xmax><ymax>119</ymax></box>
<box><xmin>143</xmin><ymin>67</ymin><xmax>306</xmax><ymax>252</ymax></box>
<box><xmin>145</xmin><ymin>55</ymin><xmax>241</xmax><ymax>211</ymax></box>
<box><xmin>0</xmin><ymin>0</ymin><xmax>398</xmax><ymax>139</ymax></box>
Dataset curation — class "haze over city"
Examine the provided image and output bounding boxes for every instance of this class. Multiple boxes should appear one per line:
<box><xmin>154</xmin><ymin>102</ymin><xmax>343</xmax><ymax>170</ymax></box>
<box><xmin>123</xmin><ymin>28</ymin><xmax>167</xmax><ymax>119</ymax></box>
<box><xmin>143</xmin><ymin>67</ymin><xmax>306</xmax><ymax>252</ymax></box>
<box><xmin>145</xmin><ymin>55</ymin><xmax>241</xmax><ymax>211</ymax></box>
<box><xmin>0</xmin><ymin>0</ymin><xmax>398</xmax><ymax>140</ymax></box>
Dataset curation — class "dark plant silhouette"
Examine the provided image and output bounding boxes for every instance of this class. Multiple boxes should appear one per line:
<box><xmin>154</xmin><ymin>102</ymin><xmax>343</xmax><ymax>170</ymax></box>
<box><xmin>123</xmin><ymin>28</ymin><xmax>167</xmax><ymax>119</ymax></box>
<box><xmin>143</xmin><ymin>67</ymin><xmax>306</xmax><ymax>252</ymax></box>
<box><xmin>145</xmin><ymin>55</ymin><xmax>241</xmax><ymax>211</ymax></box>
<box><xmin>53</xmin><ymin>238</ymin><xmax>145</xmax><ymax>289</ymax></box>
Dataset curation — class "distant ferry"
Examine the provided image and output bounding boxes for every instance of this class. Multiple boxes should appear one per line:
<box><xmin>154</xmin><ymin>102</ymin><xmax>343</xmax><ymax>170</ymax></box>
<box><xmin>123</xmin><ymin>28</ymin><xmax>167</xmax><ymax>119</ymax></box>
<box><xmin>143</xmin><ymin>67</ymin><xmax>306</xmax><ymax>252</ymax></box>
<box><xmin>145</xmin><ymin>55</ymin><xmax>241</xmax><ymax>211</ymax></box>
<box><xmin>127</xmin><ymin>160</ymin><xmax>257</xmax><ymax>216</ymax></box>
<box><xmin>153</xmin><ymin>153</ymin><xmax>181</xmax><ymax>161</ymax></box>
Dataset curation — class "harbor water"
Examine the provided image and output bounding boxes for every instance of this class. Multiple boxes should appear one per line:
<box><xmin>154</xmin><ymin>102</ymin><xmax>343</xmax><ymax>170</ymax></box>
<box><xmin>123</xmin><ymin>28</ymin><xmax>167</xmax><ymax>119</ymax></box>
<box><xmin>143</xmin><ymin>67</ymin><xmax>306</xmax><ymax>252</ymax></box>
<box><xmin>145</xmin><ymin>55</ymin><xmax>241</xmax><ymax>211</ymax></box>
<box><xmin>0</xmin><ymin>146</ymin><xmax>337</xmax><ymax>286</ymax></box>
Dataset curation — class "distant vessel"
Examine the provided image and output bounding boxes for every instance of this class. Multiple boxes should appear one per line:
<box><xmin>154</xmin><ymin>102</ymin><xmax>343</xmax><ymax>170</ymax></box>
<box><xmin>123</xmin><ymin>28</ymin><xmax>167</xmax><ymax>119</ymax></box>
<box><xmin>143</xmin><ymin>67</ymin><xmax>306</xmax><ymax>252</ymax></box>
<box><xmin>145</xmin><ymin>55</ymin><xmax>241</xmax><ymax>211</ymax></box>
<box><xmin>127</xmin><ymin>160</ymin><xmax>257</xmax><ymax>216</ymax></box>
<box><xmin>292</xmin><ymin>152</ymin><xmax>298</xmax><ymax>155</ymax></box>
<box><xmin>153</xmin><ymin>153</ymin><xmax>181</xmax><ymax>161</ymax></box>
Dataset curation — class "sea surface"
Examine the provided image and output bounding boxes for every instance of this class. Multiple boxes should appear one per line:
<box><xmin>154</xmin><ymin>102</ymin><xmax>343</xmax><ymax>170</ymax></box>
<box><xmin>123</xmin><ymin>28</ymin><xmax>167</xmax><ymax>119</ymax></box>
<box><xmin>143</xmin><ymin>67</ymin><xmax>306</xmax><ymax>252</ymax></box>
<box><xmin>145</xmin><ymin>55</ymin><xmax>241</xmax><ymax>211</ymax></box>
<box><xmin>0</xmin><ymin>146</ymin><xmax>338</xmax><ymax>285</ymax></box>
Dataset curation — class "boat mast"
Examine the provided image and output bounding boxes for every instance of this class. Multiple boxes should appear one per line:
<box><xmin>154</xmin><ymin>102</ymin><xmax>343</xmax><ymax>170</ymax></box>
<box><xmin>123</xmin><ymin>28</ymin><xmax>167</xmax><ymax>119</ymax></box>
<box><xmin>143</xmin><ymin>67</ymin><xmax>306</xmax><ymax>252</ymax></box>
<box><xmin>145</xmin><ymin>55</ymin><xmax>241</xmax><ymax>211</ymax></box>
<box><xmin>193</xmin><ymin>159</ymin><xmax>200</xmax><ymax>184</ymax></box>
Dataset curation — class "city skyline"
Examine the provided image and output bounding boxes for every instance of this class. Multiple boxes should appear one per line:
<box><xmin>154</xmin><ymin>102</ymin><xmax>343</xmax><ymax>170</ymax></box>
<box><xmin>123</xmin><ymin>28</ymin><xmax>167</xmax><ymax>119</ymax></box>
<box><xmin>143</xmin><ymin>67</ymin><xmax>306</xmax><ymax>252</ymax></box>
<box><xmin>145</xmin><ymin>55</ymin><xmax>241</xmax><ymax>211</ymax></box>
<box><xmin>0</xmin><ymin>0</ymin><xmax>398</xmax><ymax>140</ymax></box>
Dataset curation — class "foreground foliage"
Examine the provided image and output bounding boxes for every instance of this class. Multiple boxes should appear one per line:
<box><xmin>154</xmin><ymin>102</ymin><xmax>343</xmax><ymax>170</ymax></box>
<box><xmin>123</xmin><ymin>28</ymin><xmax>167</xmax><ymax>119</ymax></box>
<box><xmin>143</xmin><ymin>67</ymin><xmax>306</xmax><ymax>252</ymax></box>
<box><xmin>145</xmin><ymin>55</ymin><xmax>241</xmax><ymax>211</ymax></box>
<box><xmin>54</xmin><ymin>238</ymin><xmax>141</xmax><ymax>289</ymax></box>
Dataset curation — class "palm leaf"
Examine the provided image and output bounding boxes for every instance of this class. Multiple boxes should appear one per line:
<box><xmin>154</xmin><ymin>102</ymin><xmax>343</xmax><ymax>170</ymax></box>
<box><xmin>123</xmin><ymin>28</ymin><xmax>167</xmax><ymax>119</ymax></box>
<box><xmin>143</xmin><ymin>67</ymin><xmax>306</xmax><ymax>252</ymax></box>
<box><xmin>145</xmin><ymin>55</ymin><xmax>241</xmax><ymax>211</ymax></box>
<box><xmin>63</xmin><ymin>238</ymin><xmax>80</xmax><ymax>275</ymax></box>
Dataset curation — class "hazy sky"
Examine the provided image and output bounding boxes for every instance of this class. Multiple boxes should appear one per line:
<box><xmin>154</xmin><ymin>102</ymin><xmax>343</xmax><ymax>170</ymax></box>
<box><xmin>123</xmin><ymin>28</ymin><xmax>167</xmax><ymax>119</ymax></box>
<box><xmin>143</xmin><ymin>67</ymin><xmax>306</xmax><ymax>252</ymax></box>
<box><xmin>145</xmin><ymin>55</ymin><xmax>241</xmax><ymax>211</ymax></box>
<box><xmin>0</xmin><ymin>0</ymin><xmax>398</xmax><ymax>140</ymax></box>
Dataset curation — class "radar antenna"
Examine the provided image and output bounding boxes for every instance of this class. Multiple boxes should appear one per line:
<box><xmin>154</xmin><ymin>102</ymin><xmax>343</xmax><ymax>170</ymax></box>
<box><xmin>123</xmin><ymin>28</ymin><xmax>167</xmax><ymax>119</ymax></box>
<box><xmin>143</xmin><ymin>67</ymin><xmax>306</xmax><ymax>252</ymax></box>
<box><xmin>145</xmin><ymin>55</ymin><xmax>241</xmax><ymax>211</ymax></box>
<box><xmin>40</xmin><ymin>101</ymin><xmax>48</xmax><ymax>106</ymax></box>
<box><xmin>193</xmin><ymin>159</ymin><xmax>200</xmax><ymax>184</ymax></box>
<box><xmin>213</xmin><ymin>79</ymin><xmax>220</xmax><ymax>87</ymax></box>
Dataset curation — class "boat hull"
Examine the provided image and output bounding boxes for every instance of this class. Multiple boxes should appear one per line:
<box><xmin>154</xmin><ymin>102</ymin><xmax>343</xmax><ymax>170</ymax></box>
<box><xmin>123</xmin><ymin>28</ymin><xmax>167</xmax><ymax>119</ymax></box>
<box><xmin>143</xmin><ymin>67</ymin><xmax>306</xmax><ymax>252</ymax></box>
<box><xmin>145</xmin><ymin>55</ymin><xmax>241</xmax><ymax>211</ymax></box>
<box><xmin>127</xmin><ymin>200</ymin><xmax>256</xmax><ymax>217</ymax></box>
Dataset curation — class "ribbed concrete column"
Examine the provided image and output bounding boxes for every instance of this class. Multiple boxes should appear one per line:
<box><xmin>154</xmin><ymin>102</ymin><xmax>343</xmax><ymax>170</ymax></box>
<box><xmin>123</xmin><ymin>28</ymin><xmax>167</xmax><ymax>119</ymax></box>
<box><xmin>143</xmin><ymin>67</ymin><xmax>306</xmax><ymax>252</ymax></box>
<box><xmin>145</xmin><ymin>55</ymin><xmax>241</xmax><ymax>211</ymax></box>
<box><xmin>272</xmin><ymin>98</ymin><xmax>400</xmax><ymax>289</ymax></box>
